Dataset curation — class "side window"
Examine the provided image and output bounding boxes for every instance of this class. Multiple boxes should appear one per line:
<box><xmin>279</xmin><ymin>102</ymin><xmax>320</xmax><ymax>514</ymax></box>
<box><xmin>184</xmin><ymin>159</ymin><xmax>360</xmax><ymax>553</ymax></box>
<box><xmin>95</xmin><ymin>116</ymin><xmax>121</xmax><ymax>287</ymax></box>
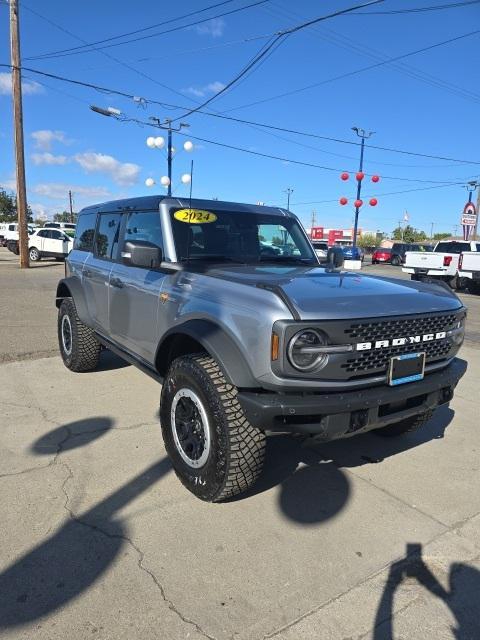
<box><xmin>74</xmin><ymin>213</ymin><xmax>97</xmax><ymax>252</ymax></box>
<box><xmin>94</xmin><ymin>212</ymin><xmax>122</xmax><ymax>260</ymax></box>
<box><xmin>50</xmin><ymin>230</ymin><xmax>63</xmax><ymax>240</ymax></box>
<box><xmin>38</xmin><ymin>229</ymin><xmax>49</xmax><ymax>238</ymax></box>
<box><xmin>124</xmin><ymin>210</ymin><xmax>163</xmax><ymax>251</ymax></box>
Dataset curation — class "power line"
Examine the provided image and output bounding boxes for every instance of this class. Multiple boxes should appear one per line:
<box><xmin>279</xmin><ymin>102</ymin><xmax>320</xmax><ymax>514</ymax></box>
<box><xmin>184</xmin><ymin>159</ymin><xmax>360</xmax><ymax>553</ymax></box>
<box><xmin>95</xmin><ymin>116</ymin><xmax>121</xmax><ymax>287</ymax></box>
<box><xmin>351</xmin><ymin>0</ymin><xmax>480</xmax><ymax>14</ymax></box>
<box><xmin>168</xmin><ymin>0</ymin><xmax>386</xmax><ymax>121</ymax></box>
<box><xmin>26</xmin><ymin>0</ymin><xmax>272</xmax><ymax>60</ymax></box>
<box><xmin>97</xmin><ymin>109</ymin><xmax>473</xmax><ymax>184</ymax></box>
<box><xmin>25</xmin><ymin>0</ymin><xmax>239</xmax><ymax>55</ymax></box>
<box><xmin>3</xmin><ymin>61</ymin><xmax>480</xmax><ymax>167</ymax></box>
<box><xmin>224</xmin><ymin>28</ymin><xmax>480</xmax><ymax>112</ymax></box>
<box><xmin>262</xmin><ymin>3</ymin><xmax>480</xmax><ymax>105</ymax></box>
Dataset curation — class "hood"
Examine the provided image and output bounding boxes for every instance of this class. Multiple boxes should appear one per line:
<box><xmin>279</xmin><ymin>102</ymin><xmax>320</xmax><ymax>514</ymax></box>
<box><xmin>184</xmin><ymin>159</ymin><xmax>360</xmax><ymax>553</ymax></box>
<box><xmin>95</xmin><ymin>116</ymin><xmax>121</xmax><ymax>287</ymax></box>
<box><xmin>205</xmin><ymin>265</ymin><xmax>463</xmax><ymax>320</ymax></box>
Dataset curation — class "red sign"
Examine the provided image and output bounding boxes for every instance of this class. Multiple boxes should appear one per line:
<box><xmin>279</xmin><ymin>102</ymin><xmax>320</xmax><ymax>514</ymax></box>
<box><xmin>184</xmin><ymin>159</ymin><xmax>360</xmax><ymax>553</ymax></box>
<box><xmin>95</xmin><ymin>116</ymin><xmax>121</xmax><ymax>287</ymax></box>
<box><xmin>328</xmin><ymin>229</ymin><xmax>343</xmax><ymax>244</ymax></box>
<box><xmin>310</xmin><ymin>226</ymin><xmax>324</xmax><ymax>239</ymax></box>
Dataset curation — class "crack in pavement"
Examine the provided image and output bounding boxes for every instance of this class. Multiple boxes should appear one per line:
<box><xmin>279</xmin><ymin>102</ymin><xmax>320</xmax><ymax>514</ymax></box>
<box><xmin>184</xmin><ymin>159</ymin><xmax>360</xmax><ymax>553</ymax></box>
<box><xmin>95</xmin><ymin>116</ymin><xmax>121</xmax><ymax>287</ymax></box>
<box><xmin>51</xmin><ymin>429</ymin><xmax>217</xmax><ymax>640</ymax></box>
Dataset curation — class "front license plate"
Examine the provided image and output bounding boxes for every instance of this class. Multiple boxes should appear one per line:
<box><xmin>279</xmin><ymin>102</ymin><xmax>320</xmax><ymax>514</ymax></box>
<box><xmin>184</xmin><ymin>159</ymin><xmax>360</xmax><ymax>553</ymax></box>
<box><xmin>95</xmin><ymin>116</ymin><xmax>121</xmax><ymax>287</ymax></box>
<box><xmin>388</xmin><ymin>353</ymin><xmax>426</xmax><ymax>386</ymax></box>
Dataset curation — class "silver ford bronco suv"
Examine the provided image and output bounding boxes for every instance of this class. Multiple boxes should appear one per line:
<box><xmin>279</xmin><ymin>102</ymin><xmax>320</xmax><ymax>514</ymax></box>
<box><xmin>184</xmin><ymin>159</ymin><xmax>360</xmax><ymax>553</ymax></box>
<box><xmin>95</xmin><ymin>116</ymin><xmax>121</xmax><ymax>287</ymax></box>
<box><xmin>56</xmin><ymin>197</ymin><xmax>467</xmax><ymax>501</ymax></box>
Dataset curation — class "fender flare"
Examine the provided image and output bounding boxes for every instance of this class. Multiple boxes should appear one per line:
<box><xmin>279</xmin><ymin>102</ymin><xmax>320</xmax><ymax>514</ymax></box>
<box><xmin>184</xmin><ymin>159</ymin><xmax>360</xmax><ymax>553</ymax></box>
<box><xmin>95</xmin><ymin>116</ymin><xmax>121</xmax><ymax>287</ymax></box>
<box><xmin>55</xmin><ymin>276</ymin><xmax>91</xmax><ymax>326</ymax></box>
<box><xmin>156</xmin><ymin>319</ymin><xmax>258</xmax><ymax>388</ymax></box>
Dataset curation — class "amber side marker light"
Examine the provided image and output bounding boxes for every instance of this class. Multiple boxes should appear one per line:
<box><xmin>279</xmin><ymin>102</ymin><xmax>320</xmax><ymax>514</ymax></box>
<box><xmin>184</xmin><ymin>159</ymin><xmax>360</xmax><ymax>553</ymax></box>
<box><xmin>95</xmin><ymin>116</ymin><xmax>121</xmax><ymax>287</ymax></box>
<box><xmin>271</xmin><ymin>333</ymin><xmax>280</xmax><ymax>361</ymax></box>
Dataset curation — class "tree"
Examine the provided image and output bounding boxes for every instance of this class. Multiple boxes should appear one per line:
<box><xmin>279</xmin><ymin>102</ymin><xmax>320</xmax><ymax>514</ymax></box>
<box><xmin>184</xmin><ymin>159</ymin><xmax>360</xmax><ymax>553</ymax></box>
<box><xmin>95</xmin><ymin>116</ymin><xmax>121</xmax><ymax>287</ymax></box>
<box><xmin>271</xmin><ymin>236</ymin><xmax>283</xmax><ymax>246</ymax></box>
<box><xmin>392</xmin><ymin>225</ymin><xmax>427</xmax><ymax>243</ymax></box>
<box><xmin>0</xmin><ymin>190</ymin><xmax>17</xmax><ymax>223</ymax></box>
<box><xmin>433</xmin><ymin>232</ymin><xmax>451</xmax><ymax>241</ymax></box>
<box><xmin>54</xmin><ymin>210</ymin><xmax>77</xmax><ymax>223</ymax></box>
<box><xmin>357</xmin><ymin>233</ymin><xmax>378</xmax><ymax>250</ymax></box>
<box><xmin>0</xmin><ymin>189</ymin><xmax>33</xmax><ymax>223</ymax></box>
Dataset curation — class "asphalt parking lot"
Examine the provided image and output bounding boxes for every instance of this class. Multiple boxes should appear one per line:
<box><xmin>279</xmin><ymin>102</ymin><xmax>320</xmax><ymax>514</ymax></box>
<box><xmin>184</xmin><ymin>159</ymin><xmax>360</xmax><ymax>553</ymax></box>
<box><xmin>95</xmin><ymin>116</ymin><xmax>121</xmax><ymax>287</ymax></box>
<box><xmin>1</xmin><ymin>247</ymin><xmax>480</xmax><ymax>639</ymax></box>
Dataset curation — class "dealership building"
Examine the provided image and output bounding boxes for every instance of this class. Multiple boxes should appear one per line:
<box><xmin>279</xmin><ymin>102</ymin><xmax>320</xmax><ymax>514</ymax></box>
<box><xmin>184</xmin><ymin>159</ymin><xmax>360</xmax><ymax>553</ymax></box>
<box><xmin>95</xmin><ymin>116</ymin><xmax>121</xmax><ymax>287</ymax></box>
<box><xmin>305</xmin><ymin>227</ymin><xmax>378</xmax><ymax>246</ymax></box>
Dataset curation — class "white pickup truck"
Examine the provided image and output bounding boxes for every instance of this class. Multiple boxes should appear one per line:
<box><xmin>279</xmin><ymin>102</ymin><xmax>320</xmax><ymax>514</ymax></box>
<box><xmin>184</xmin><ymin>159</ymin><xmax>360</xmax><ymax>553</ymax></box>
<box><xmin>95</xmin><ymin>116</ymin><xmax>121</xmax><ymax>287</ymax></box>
<box><xmin>458</xmin><ymin>251</ymin><xmax>480</xmax><ymax>293</ymax></box>
<box><xmin>403</xmin><ymin>240</ymin><xmax>480</xmax><ymax>289</ymax></box>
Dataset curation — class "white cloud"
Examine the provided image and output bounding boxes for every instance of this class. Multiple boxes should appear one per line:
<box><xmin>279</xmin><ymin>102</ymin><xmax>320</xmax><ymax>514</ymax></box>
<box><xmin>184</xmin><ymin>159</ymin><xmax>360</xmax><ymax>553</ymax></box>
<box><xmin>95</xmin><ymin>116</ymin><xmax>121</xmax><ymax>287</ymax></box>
<box><xmin>29</xmin><ymin>202</ymin><xmax>55</xmax><ymax>220</ymax></box>
<box><xmin>185</xmin><ymin>80</ymin><xmax>226</xmax><ymax>98</ymax></box>
<box><xmin>0</xmin><ymin>72</ymin><xmax>43</xmax><ymax>96</ymax></box>
<box><xmin>31</xmin><ymin>130</ymin><xmax>70</xmax><ymax>151</ymax></box>
<box><xmin>195</xmin><ymin>18</ymin><xmax>225</xmax><ymax>37</ymax></box>
<box><xmin>33</xmin><ymin>183</ymin><xmax>110</xmax><ymax>200</ymax></box>
<box><xmin>74</xmin><ymin>152</ymin><xmax>140</xmax><ymax>186</ymax></box>
<box><xmin>31</xmin><ymin>152</ymin><xmax>69</xmax><ymax>166</ymax></box>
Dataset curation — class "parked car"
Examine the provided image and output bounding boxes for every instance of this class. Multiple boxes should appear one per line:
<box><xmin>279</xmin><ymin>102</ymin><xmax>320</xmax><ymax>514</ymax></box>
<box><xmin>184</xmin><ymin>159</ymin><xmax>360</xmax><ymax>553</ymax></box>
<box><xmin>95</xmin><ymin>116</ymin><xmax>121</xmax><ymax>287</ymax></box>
<box><xmin>371</xmin><ymin>247</ymin><xmax>392</xmax><ymax>264</ymax></box>
<box><xmin>403</xmin><ymin>240</ymin><xmax>480</xmax><ymax>288</ymax></box>
<box><xmin>55</xmin><ymin>196</ymin><xmax>466</xmax><ymax>502</ymax></box>
<box><xmin>311</xmin><ymin>241</ymin><xmax>329</xmax><ymax>262</ymax></box>
<box><xmin>458</xmin><ymin>251</ymin><xmax>480</xmax><ymax>293</ymax></box>
<box><xmin>44</xmin><ymin>222</ymin><xmax>76</xmax><ymax>238</ymax></box>
<box><xmin>28</xmin><ymin>228</ymin><xmax>74</xmax><ymax>261</ymax></box>
<box><xmin>341</xmin><ymin>245</ymin><xmax>364</xmax><ymax>261</ymax></box>
<box><xmin>391</xmin><ymin>242</ymin><xmax>432</xmax><ymax>266</ymax></box>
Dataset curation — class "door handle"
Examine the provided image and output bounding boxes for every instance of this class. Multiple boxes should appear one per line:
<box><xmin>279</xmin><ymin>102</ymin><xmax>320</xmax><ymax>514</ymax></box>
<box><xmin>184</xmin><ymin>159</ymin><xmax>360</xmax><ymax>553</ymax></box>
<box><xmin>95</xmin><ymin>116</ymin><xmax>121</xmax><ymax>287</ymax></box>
<box><xmin>110</xmin><ymin>277</ymin><xmax>124</xmax><ymax>289</ymax></box>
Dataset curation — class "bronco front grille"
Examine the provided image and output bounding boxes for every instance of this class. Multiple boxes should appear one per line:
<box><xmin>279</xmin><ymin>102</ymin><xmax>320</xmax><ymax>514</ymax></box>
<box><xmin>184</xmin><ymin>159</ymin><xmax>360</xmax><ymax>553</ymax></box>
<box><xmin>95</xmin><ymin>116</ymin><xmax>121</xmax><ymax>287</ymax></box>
<box><xmin>341</xmin><ymin>312</ymin><xmax>463</xmax><ymax>376</ymax></box>
<box><xmin>344</xmin><ymin>313</ymin><xmax>459</xmax><ymax>341</ymax></box>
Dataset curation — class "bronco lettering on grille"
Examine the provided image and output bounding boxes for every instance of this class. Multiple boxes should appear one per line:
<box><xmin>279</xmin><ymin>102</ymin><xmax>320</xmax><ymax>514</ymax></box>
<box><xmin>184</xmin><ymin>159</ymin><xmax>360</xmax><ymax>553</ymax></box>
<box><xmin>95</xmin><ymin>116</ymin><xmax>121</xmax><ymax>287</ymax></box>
<box><xmin>356</xmin><ymin>331</ymin><xmax>447</xmax><ymax>351</ymax></box>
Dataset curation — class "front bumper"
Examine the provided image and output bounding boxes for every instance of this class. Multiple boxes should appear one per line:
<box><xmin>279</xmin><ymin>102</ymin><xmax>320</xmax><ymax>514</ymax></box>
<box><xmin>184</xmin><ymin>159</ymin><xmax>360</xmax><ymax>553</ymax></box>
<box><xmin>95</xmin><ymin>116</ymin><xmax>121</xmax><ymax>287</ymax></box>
<box><xmin>238</xmin><ymin>358</ymin><xmax>467</xmax><ymax>440</ymax></box>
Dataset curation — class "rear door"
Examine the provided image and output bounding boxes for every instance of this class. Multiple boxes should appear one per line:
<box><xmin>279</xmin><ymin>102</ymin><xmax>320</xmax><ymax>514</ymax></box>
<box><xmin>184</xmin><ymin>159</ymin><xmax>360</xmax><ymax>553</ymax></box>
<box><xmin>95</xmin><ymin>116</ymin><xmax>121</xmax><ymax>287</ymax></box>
<box><xmin>83</xmin><ymin>211</ymin><xmax>122</xmax><ymax>334</ymax></box>
<box><xmin>108</xmin><ymin>209</ymin><xmax>165</xmax><ymax>364</ymax></box>
<box><xmin>30</xmin><ymin>229</ymin><xmax>47</xmax><ymax>252</ymax></box>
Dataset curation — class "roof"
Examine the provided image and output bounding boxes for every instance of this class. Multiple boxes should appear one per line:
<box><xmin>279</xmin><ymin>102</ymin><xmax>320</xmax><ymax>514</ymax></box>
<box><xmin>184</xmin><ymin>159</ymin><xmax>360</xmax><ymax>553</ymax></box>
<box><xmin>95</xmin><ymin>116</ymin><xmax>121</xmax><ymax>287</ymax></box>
<box><xmin>79</xmin><ymin>196</ymin><xmax>291</xmax><ymax>217</ymax></box>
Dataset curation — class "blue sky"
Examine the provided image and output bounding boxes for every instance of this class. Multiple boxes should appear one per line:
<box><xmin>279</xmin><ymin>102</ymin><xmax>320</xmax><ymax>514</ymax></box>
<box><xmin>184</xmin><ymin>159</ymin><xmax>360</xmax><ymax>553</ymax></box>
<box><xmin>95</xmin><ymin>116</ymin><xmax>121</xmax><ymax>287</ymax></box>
<box><xmin>0</xmin><ymin>0</ymin><xmax>479</xmax><ymax>235</ymax></box>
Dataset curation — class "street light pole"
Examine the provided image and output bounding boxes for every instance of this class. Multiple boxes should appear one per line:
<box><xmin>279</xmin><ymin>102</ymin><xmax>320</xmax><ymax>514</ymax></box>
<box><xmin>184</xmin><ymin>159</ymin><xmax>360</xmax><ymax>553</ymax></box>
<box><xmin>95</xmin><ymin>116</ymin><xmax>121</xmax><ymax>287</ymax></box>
<box><xmin>284</xmin><ymin>187</ymin><xmax>294</xmax><ymax>211</ymax></box>
<box><xmin>352</xmin><ymin>127</ymin><xmax>374</xmax><ymax>248</ymax></box>
<box><xmin>167</xmin><ymin>124</ymin><xmax>173</xmax><ymax>197</ymax></box>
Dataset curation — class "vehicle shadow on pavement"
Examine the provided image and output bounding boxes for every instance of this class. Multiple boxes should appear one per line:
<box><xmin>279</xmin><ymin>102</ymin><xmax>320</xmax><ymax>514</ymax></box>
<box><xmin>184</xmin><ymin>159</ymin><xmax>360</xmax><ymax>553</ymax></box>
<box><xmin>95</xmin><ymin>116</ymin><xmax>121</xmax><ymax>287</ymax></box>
<box><xmin>372</xmin><ymin>542</ymin><xmax>480</xmax><ymax>639</ymax></box>
<box><xmin>95</xmin><ymin>349</ymin><xmax>131</xmax><ymax>372</ymax></box>
<box><xmin>30</xmin><ymin>416</ymin><xmax>115</xmax><ymax>455</ymax></box>
<box><xmin>231</xmin><ymin>405</ymin><xmax>454</xmax><ymax>525</ymax></box>
<box><xmin>0</xmin><ymin>457</ymin><xmax>171</xmax><ymax>630</ymax></box>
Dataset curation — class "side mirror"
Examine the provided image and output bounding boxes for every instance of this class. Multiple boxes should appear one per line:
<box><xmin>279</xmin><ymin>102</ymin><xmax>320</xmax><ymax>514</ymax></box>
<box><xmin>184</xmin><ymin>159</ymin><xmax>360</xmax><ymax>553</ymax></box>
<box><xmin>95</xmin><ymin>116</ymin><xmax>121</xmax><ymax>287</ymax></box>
<box><xmin>121</xmin><ymin>240</ymin><xmax>163</xmax><ymax>269</ymax></box>
<box><xmin>326</xmin><ymin>246</ymin><xmax>344</xmax><ymax>270</ymax></box>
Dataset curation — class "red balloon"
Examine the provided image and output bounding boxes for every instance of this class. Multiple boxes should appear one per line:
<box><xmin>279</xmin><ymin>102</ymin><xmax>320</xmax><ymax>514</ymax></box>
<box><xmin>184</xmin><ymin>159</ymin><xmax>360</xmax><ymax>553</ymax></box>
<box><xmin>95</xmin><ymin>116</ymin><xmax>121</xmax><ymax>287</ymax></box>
<box><xmin>356</xmin><ymin>171</ymin><xmax>365</xmax><ymax>181</ymax></box>
<box><xmin>340</xmin><ymin>172</ymin><xmax>349</xmax><ymax>181</ymax></box>
<box><xmin>339</xmin><ymin>197</ymin><xmax>348</xmax><ymax>205</ymax></box>
<box><xmin>369</xmin><ymin>198</ymin><xmax>378</xmax><ymax>207</ymax></box>
<box><xmin>354</xmin><ymin>199</ymin><xmax>363</xmax><ymax>208</ymax></box>
<box><xmin>371</xmin><ymin>175</ymin><xmax>380</xmax><ymax>183</ymax></box>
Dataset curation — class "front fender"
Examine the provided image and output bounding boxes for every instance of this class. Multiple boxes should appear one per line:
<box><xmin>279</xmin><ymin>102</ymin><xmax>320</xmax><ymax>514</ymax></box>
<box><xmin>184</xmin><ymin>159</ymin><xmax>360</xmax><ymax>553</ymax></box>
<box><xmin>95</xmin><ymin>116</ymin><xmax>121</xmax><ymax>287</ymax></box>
<box><xmin>157</xmin><ymin>319</ymin><xmax>259</xmax><ymax>388</ymax></box>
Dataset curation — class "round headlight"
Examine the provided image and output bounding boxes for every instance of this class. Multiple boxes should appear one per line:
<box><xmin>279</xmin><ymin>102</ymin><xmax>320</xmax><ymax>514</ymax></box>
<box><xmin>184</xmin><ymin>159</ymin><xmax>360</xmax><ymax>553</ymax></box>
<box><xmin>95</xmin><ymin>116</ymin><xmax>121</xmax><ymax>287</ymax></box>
<box><xmin>287</xmin><ymin>329</ymin><xmax>328</xmax><ymax>371</ymax></box>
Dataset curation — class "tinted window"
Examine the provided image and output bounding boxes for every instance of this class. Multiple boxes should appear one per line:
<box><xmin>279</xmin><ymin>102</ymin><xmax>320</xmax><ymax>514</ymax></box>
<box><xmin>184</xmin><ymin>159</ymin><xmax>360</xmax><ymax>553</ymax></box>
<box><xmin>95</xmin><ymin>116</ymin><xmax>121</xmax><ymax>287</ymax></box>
<box><xmin>476</xmin><ymin>244</ymin><xmax>480</xmax><ymax>251</ymax></box>
<box><xmin>8</xmin><ymin>224</ymin><xmax>15</xmax><ymax>231</ymax></box>
<box><xmin>435</xmin><ymin>242</ymin><xmax>470</xmax><ymax>254</ymax></box>
<box><xmin>124</xmin><ymin>211</ymin><xmax>163</xmax><ymax>249</ymax></box>
<box><xmin>95</xmin><ymin>212</ymin><xmax>122</xmax><ymax>259</ymax></box>
<box><xmin>50</xmin><ymin>230</ymin><xmax>64</xmax><ymax>240</ymax></box>
<box><xmin>74</xmin><ymin>213</ymin><xmax>97</xmax><ymax>252</ymax></box>
<box><xmin>38</xmin><ymin>229</ymin><xmax>49</xmax><ymax>238</ymax></box>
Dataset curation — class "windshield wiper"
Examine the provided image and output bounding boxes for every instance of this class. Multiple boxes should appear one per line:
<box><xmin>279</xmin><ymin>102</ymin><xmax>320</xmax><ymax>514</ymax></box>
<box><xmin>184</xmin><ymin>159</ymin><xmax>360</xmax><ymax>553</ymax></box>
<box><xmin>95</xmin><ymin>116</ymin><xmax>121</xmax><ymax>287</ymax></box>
<box><xmin>180</xmin><ymin>255</ymin><xmax>245</xmax><ymax>263</ymax></box>
<box><xmin>259</xmin><ymin>256</ymin><xmax>315</xmax><ymax>265</ymax></box>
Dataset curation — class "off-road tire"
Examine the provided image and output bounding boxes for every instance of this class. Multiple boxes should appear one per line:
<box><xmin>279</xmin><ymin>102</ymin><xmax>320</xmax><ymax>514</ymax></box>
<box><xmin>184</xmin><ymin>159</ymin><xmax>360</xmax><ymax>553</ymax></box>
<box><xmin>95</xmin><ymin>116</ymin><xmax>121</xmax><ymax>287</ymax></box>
<box><xmin>373</xmin><ymin>410</ymin><xmax>434</xmax><ymax>437</ymax></box>
<box><xmin>160</xmin><ymin>354</ymin><xmax>266</xmax><ymax>502</ymax></box>
<box><xmin>29</xmin><ymin>247</ymin><xmax>41</xmax><ymax>262</ymax></box>
<box><xmin>58</xmin><ymin>298</ymin><xmax>100</xmax><ymax>372</ymax></box>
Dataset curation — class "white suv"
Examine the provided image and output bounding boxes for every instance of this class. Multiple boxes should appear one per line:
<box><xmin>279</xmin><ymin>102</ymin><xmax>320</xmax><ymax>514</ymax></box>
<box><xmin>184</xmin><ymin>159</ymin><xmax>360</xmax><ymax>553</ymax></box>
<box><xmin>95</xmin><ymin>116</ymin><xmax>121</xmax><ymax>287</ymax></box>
<box><xmin>29</xmin><ymin>228</ymin><xmax>74</xmax><ymax>262</ymax></box>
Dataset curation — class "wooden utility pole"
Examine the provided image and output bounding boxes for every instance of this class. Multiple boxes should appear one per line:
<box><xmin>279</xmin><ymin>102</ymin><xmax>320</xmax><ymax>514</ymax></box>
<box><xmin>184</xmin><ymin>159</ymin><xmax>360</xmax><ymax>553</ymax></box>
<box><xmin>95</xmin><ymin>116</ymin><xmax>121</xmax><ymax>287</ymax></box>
<box><xmin>10</xmin><ymin>0</ymin><xmax>29</xmax><ymax>268</ymax></box>
<box><xmin>68</xmin><ymin>190</ymin><xmax>74</xmax><ymax>223</ymax></box>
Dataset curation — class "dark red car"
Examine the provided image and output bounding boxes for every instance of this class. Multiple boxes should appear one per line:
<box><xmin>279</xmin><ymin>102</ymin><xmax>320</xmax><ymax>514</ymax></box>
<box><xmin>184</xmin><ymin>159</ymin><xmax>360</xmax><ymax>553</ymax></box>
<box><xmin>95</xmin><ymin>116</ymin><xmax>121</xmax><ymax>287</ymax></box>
<box><xmin>372</xmin><ymin>247</ymin><xmax>392</xmax><ymax>264</ymax></box>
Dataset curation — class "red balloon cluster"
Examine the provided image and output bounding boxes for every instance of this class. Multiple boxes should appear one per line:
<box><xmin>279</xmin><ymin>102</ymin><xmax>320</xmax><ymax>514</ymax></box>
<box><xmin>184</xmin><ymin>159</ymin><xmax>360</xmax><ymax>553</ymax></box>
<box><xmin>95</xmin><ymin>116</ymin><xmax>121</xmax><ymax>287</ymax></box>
<box><xmin>369</xmin><ymin>198</ymin><xmax>378</xmax><ymax>207</ymax></box>
<box><xmin>354</xmin><ymin>199</ymin><xmax>363</xmax><ymax>208</ymax></box>
<box><xmin>371</xmin><ymin>175</ymin><xmax>380</xmax><ymax>183</ymax></box>
<box><xmin>340</xmin><ymin>172</ymin><xmax>349</xmax><ymax>181</ymax></box>
<box><xmin>339</xmin><ymin>197</ymin><xmax>348</xmax><ymax>205</ymax></box>
<box><xmin>356</xmin><ymin>172</ymin><xmax>365</xmax><ymax>181</ymax></box>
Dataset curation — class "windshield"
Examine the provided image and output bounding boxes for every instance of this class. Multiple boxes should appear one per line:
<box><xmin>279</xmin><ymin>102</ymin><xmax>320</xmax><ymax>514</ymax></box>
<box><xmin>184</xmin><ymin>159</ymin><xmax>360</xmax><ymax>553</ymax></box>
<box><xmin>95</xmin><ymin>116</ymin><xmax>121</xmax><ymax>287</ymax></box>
<box><xmin>170</xmin><ymin>208</ymin><xmax>317</xmax><ymax>265</ymax></box>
